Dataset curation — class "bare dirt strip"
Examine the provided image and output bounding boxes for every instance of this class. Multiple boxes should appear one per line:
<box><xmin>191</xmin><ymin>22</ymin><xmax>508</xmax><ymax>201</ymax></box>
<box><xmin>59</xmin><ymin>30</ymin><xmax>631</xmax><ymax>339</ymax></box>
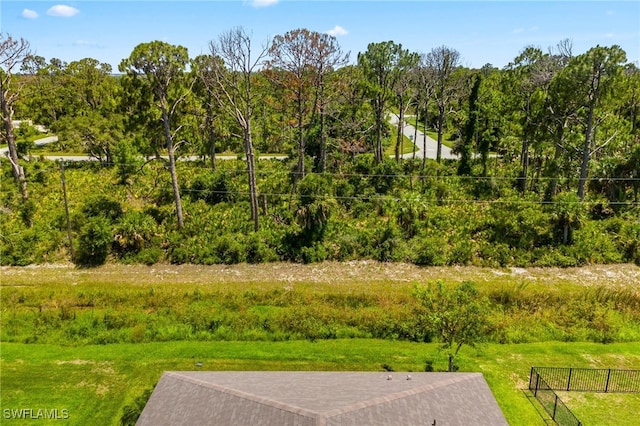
<box><xmin>1</xmin><ymin>262</ymin><xmax>638</xmax><ymax>288</ymax></box>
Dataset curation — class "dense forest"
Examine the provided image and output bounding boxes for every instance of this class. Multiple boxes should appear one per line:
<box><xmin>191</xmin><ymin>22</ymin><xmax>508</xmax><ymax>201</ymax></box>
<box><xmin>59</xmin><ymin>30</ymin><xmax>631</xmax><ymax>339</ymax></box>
<box><xmin>1</xmin><ymin>29</ymin><xmax>639</xmax><ymax>267</ymax></box>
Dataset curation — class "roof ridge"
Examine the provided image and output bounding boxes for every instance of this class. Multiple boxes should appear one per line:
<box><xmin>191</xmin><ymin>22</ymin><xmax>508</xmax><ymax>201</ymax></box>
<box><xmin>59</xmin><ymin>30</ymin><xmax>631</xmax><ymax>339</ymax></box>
<box><xmin>165</xmin><ymin>371</ymin><xmax>483</xmax><ymax>420</ymax></box>
<box><xmin>322</xmin><ymin>372</ymin><xmax>483</xmax><ymax>417</ymax></box>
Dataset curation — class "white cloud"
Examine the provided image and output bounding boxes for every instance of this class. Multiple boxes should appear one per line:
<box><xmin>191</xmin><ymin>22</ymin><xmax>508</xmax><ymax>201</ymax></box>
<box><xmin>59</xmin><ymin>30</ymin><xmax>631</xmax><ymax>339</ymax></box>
<box><xmin>530</xmin><ymin>26</ymin><xmax>539</xmax><ymax>32</ymax></box>
<box><xmin>605</xmin><ymin>33</ymin><xmax>614</xmax><ymax>38</ymax></box>
<box><xmin>22</xmin><ymin>9</ymin><xmax>39</xmax><ymax>19</ymax></box>
<box><xmin>512</xmin><ymin>28</ymin><xmax>524</xmax><ymax>34</ymax></box>
<box><xmin>47</xmin><ymin>5</ymin><xmax>80</xmax><ymax>17</ymax></box>
<box><xmin>606</xmin><ymin>10</ymin><xmax>615</xmax><ymax>16</ymax></box>
<box><xmin>327</xmin><ymin>25</ymin><xmax>348</xmax><ymax>37</ymax></box>
<box><xmin>250</xmin><ymin>0</ymin><xmax>278</xmax><ymax>8</ymax></box>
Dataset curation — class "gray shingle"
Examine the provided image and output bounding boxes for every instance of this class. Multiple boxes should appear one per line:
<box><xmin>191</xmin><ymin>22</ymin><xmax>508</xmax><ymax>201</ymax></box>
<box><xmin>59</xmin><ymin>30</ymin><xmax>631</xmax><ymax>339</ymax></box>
<box><xmin>137</xmin><ymin>372</ymin><xmax>508</xmax><ymax>425</ymax></box>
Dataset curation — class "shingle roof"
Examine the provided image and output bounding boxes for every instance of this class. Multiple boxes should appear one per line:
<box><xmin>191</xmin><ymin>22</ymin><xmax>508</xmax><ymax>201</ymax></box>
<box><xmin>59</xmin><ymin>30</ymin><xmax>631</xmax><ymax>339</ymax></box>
<box><xmin>137</xmin><ymin>371</ymin><xmax>508</xmax><ymax>425</ymax></box>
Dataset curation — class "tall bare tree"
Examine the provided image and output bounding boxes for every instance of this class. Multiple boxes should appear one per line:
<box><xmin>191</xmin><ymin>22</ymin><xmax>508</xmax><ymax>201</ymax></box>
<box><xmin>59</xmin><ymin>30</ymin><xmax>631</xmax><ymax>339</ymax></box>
<box><xmin>331</xmin><ymin>65</ymin><xmax>375</xmax><ymax>160</ymax></box>
<box><xmin>310</xmin><ymin>32</ymin><xmax>349</xmax><ymax>172</ymax></box>
<box><xmin>268</xmin><ymin>29</ymin><xmax>348</xmax><ymax>176</ymax></box>
<box><xmin>425</xmin><ymin>46</ymin><xmax>462</xmax><ymax>163</ymax></box>
<box><xmin>1</xmin><ymin>34</ymin><xmax>32</xmax><ymax>202</ymax></box>
<box><xmin>119</xmin><ymin>41</ymin><xmax>191</xmax><ymax>229</ymax></box>
<box><xmin>268</xmin><ymin>29</ymin><xmax>317</xmax><ymax>180</ymax></box>
<box><xmin>208</xmin><ymin>27</ymin><xmax>271</xmax><ymax>232</ymax></box>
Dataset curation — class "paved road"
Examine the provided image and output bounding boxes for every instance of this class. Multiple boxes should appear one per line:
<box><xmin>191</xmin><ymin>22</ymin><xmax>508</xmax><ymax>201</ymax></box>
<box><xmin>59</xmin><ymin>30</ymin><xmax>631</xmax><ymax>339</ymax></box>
<box><xmin>2</xmin><ymin>117</ymin><xmax>457</xmax><ymax>162</ymax></box>
<box><xmin>388</xmin><ymin>114</ymin><xmax>457</xmax><ymax>160</ymax></box>
<box><xmin>1</xmin><ymin>136</ymin><xmax>287</xmax><ymax>162</ymax></box>
<box><xmin>0</xmin><ymin>135</ymin><xmax>59</xmax><ymax>156</ymax></box>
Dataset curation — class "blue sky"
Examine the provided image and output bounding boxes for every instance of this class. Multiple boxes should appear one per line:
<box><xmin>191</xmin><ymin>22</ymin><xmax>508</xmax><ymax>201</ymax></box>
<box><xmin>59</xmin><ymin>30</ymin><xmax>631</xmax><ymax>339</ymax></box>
<box><xmin>2</xmin><ymin>1</ymin><xmax>639</xmax><ymax>70</ymax></box>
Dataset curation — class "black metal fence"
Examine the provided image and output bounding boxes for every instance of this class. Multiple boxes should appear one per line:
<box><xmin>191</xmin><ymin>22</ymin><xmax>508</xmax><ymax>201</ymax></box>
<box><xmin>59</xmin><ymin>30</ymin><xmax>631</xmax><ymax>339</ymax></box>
<box><xmin>529</xmin><ymin>367</ymin><xmax>640</xmax><ymax>426</ymax></box>
<box><xmin>531</xmin><ymin>367</ymin><xmax>640</xmax><ymax>393</ymax></box>
<box><xmin>529</xmin><ymin>369</ymin><xmax>582</xmax><ymax>426</ymax></box>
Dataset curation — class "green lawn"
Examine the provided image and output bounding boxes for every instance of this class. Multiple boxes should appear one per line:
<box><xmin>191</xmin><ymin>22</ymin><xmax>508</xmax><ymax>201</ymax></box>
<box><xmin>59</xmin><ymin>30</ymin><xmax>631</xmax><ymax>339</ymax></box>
<box><xmin>384</xmin><ymin>123</ymin><xmax>416</xmax><ymax>156</ymax></box>
<box><xmin>1</xmin><ymin>340</ymin><xmax>639</xmax><ymax>425</ymax></box>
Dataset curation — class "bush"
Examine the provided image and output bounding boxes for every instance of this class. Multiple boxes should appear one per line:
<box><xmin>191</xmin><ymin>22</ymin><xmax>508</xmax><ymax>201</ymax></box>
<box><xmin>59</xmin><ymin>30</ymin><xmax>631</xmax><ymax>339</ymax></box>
<box><xmin>618</xmin><ymin>218</ymin><xmax>640</xmax><ymax>264</ymax></box>
<box><xmin>120</xmin><ymin>387</ymin><xmax>154</xmax><ymax>426</ymax></box>
<box><xmin>215</xmin><ymin>234</ymin><xmax>246</xmax><ymax>264</ymax></box>
<box><xmin>113</xmin><ymin>139</ymin><xmax>141</xmax><ymax>185</ymax></box>
<box><xmin>245</xmin><ymin>232</ymin><xmax>279</xmax><ymax>263</ymax></box>
<box><xmin>125</xmin><ymin>247</ymin><xmax>163</xmax><ymax>265</ymax></box>
<box><xmin>0</xmin><ymin>226</ymin><xmax>39</xmax><ymax>265</ymax></box>
<box><xmin>300</xmin><ymin>243</ymin><xmax>327</xmax><ymax>264</ymax></box>
<box><xmin>82</xmin><ymin>195</ymin><xmax>123</xmax><ymax>222</ymax></box>
<box><xmin>372</xmin><ymin>222</ymin><xmax>407</xmax><ymax>262</ymax></box>
<box><xmin>113</xmin><ymin>211</ymin><xmax>159</xmax><ymax>255</ymax></box>
<box><xmin>189</xmin><ymin>170</ymin><xmax>238</xmax><ymax>204</ymax></box>
<box><xmin>447</xmin><ymin>236</ymin><xmax>475</xmax><ymax>265</ymax></box>
<box><xmin>74</xmin><ymin>217</ymin><xmax>112</xmax><ymax>266</ymax></box>
<box><xmin>571</xmin><ymin>222</ymin><xmax>623</xmax><ymax>264</ymax></box>
<box><xmin>411</xmin><ymin>236</ymin><xmax>448</xmax><ymax>266</ymax></box>
<box><xmin>19</xmin><ymin>199</ymin><xmax>36</xmax><ymax>226</ymax></box>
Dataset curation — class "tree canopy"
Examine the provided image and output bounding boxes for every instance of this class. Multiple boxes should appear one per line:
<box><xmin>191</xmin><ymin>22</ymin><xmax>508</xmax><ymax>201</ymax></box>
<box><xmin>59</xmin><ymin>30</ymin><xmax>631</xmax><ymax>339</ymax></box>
<box><xmin>1</xmin><ymin>30</ymin><xmax>638</xmax><ymax>267</ymax></box>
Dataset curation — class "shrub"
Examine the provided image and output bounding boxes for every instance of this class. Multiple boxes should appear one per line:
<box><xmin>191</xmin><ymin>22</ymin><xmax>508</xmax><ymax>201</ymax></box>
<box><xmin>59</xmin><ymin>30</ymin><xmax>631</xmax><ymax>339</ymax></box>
<box><xmin>19</xmin><ymin>199</ymin><xmax>36</xmax><ymax>226</ymax></box>
<box><xmin>618</xmin><ymin>218</ymin><xmax>640</xmax><ymax>264</ymax></box>
<box><xmin>372</xmin><ymin>222</ymin><xmax>407</xmax><ymax>262</ymax></box>
<box><xmin>411</xmin><ymin>235</ymin><xmax>448</xmax><ymax>266</ymax></box>
<box><xmin>477</xmin><ymin>241</ymin><xmax>511</xmax><ymax>267</ymax></box>
<box><xmin>300</xmin><ymin>243</ymin><xmax>327</xmax><ymax>264</ymax></box>
<box><xmin>245</xmin><ymin>232</ymin><xmax>279</xmax><ymax>263</ymax></box>
<box><xmin>74</xmin><ymin>217</ymin><xmax>112</xmax><ymax>266</ymax></box>
<box><xmin>113</xmin><ymin>139</ymin><xmax>141</xmax><ymax>185</ymax></box>
<box><xmin>215</xmin><ymin>234</ymin><xmax>246</xmax><ymax>264</ymax></box>
<box><xmin>189</xmin><ymin>170</ymin><xmax>238</xmax><ymax>204</ymax></box>
<box><xmin>0</xmin><ymin>226</ymin><xmax>39</xmax><ymax>265</ymax></box>
<box><xmin>126</xmin><ymin>247</ymin><xmax>163</xmax><ymax>265</ymax></box>
<box><xmin>120</xmin><ymin>387</ymin><xmax>154</xmax><ymax>426</ymax></box>
<box><xmin>82</xmin><ymin>195</ymin><xmax>123</xmax><ymax>222</ymax></box>
<box><xmin>326</xmin><ymin>224</ymin><xmax>362</xmax><ymax>261</ymax></box>
<box><xmin>571</xmin><ymin>222</ymin><xmax>623</xmax><ymax>264</ymax></box>
<box><xmin>113</xmin><ymin>211</ymin><xmax>158</xmax><ymax>254</ymax></box>
<box><xmin>368</xmin><ymin>159</ymin><xmax>402</xmax><ymax>194</ymax></box>
<box><xmin>447</xmin><ymin>236</ymin><xmax>475</xmax><ymax>265</ymax></box>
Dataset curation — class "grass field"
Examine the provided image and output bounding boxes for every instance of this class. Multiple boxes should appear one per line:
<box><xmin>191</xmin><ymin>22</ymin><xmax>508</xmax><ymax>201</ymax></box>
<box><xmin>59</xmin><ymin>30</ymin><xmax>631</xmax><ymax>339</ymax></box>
<box><xmin>1</xmin><ymin>262</ymin><xmax>639</xmax><ymax>425</ymax></box>
<box><xmin>2</xmin><ymin>340</ymin><xmax>640</xmax><ymax>425</ymax></box>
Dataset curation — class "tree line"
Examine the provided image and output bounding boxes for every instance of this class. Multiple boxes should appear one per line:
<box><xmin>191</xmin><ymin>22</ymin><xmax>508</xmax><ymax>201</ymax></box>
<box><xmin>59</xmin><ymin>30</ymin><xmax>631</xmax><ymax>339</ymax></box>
<box><xmin>1</xmin><ymin>29</ymin><xmax>638</xmax><ymax>266</ymax></box>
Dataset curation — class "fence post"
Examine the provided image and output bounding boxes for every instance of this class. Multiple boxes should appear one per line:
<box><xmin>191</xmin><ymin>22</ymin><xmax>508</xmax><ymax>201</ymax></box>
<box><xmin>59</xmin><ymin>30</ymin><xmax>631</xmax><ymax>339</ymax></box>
<box><xmin>534</xmin><ymin>372</ymin><xmax>540</xmax><ymax>397</ymax></box>
<box><xmin>552</xmin><ymin>394</ymin><xmax>558</xmax><ymax>420</ymax></box>
<box><xmin>567</xmin><ymin>368</ymin><xmax>572</xmax><ymax>391</ymax></box>
<box><xmin>605</xmin><ymin>369</ymin><xmax>611</xmax><ymax>393</ymax></box>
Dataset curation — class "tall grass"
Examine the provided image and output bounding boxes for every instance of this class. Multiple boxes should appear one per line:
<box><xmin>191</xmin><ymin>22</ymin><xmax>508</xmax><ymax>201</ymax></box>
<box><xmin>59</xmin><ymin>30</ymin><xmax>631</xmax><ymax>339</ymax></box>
<box><xmin>2</xmin><ymin>264</ymin><xmax>640</xmax><ymax>425</ymax></box>
<box><xmin>2</xmin><ymin>264</ymin><xmax>639</xmax><ymax>346</ymax></box>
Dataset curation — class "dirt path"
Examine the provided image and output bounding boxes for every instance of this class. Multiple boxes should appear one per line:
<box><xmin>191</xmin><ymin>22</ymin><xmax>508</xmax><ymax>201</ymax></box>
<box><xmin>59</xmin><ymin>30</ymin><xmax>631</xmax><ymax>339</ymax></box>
<box><xmin>1</xmin><ymin>262</ymin><xmax>638</xmax><ymax>288</ymax></box>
